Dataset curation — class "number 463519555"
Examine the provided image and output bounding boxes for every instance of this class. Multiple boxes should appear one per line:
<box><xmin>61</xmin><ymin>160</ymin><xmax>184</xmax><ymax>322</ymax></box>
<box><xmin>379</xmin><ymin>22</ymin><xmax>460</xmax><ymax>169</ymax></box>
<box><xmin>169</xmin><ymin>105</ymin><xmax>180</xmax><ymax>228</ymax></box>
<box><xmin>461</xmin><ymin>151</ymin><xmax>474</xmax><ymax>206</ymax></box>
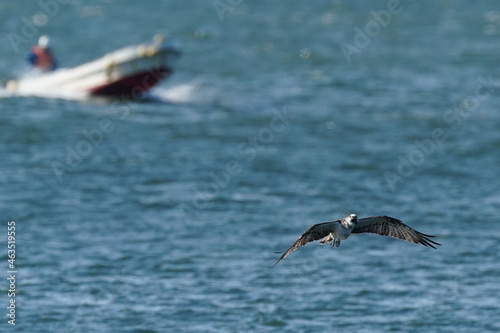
<box><xmin>7</xmin><ymin>221</ymin><xmax>16</xmax><ymax>267</ymax></box>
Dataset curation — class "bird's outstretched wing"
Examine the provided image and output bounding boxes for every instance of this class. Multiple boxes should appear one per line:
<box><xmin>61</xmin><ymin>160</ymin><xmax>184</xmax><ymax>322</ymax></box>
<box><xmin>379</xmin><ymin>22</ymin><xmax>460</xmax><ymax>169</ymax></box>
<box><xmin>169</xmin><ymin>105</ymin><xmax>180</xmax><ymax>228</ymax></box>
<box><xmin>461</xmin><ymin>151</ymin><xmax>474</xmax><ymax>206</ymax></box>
<box><xmin>273</xmin><ymin>220</ymin><xmax>340</xmax><ymax>265</ymax></box>
<box><xmin>352</xmin><ymin>216</ymin><xmax>441</xmax><ymax>248</ymax></box>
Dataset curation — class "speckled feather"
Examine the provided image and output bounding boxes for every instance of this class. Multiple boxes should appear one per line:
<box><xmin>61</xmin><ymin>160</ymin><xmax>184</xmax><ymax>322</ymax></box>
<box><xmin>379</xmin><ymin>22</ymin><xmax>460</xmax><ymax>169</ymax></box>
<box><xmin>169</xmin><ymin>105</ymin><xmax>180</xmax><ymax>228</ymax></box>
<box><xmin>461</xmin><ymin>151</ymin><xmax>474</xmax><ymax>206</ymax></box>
<box><xmin>353</xmin><ymin>216</ymin><xmax>441</xmax><ymax>248</ymax></box>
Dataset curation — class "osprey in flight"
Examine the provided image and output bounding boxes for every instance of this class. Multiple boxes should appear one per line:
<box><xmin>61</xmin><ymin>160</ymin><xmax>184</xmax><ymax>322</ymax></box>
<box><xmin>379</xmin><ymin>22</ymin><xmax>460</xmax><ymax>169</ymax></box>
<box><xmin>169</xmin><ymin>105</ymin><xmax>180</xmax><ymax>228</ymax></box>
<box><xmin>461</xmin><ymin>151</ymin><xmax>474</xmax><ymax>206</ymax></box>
<box><xmin>274</xmin><ymin>214</ymin><xmax>440</xmax><ymax>265</ymax></box>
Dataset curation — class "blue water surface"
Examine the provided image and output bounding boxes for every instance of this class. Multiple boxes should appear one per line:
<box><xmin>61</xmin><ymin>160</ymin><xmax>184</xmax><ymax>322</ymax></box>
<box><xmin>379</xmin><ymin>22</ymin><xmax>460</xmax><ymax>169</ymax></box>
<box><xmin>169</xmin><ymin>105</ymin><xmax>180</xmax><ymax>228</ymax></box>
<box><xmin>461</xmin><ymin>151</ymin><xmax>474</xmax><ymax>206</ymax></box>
<box><xmin>0</xmin><ymin>1</ymin><xmax>499</xmax><ymax>332</ymax></box>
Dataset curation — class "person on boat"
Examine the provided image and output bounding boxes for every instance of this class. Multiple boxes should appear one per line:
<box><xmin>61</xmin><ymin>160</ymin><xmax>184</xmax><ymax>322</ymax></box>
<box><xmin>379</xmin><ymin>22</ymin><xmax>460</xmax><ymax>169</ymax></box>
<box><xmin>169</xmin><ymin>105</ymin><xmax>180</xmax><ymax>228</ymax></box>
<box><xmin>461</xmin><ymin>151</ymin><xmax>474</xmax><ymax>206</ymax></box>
<box><xmin>26</xmin><ymin>35</ymin><xmax>58</xmax><ymax>72</ymax></box>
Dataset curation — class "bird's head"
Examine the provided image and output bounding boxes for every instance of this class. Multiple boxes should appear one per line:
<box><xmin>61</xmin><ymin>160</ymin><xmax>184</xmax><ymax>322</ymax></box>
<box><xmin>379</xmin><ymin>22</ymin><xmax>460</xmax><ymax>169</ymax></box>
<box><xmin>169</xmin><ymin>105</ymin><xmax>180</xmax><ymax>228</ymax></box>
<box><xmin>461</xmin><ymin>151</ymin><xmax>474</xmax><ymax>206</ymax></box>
<box><xmin>343</xmin><ymin>214</ymin><xmax>358</xmax><ymax>227</ymax></box>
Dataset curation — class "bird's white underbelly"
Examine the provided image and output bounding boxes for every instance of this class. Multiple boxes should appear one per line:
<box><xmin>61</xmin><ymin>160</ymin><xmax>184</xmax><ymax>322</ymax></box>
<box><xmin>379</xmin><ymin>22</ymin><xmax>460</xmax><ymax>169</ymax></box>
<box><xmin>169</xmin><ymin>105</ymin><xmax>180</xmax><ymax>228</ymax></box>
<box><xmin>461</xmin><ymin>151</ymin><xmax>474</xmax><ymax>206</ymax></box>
<box><xmin>333</xmin><ymin>224</ymin><xmax>353</xmax><ymax>240</ymax></box>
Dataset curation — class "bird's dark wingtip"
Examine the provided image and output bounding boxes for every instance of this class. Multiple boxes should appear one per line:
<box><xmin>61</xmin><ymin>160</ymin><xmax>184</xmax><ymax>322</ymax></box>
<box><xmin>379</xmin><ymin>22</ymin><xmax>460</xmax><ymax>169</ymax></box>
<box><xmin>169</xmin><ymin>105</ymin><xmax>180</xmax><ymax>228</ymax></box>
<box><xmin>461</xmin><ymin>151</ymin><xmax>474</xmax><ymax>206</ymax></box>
<box><xmin>272</xmin><ymin>250</ymin><xmax>286</xmax><ymax>267</ymax></box>
<box><xmin>272</xmin><ymin>256</ymin><xmax>284</xmax><ymax>267</ymax></box>
<box><xmin>420</xmin><ymin>235</ymin><xmax>441</xmax><ymax>249</ymax></box>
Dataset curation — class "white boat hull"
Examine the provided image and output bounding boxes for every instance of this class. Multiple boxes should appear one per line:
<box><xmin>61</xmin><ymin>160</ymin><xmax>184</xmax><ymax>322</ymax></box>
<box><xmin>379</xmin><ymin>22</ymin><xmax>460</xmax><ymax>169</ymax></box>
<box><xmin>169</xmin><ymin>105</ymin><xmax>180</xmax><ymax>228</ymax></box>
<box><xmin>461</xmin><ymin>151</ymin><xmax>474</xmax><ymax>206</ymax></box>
<box><xmin>6</xmin><ymin>38</ymin><xmax>180</xmax><ymax>98</ymax></box>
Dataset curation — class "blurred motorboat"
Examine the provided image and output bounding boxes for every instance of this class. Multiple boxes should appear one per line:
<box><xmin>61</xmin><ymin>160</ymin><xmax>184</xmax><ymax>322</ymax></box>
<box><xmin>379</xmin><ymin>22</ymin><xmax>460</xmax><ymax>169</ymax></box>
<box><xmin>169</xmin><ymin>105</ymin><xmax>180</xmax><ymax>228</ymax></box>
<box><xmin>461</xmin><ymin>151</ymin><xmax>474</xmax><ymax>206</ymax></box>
<box><xmin>5</xmin><ymin>35</ymin><xmax>180</xmax><ymax>98</ymax></box>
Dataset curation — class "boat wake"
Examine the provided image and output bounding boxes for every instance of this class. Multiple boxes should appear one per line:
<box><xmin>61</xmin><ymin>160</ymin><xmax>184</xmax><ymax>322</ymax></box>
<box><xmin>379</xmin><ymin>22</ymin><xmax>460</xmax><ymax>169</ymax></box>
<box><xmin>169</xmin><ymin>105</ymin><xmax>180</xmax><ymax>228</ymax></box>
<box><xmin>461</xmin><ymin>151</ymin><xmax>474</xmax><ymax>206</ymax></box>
<box><xmin>0</xmin><ymin>87</ymin><xmax>9</xmax><ymax>99</ymax></box>
<box><xmin>154</xmin><ymin>82</ymin><xmax>198</xmax><ymax>103</ymax></box>
<box><xmin>152</xmin><ymin>79</ymin><xmax>219</xmax><ymax>105</ymax></box>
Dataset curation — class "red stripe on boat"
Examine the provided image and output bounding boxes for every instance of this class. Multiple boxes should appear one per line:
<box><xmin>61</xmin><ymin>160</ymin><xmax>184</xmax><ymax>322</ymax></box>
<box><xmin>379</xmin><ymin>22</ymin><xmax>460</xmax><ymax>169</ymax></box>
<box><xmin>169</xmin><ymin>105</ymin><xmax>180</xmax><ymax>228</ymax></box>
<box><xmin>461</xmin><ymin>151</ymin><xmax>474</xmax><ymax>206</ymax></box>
<box><xmin>88</xmin><ymin>67</ymin><xmax>172</xmax><ymax>96</ymax></box>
